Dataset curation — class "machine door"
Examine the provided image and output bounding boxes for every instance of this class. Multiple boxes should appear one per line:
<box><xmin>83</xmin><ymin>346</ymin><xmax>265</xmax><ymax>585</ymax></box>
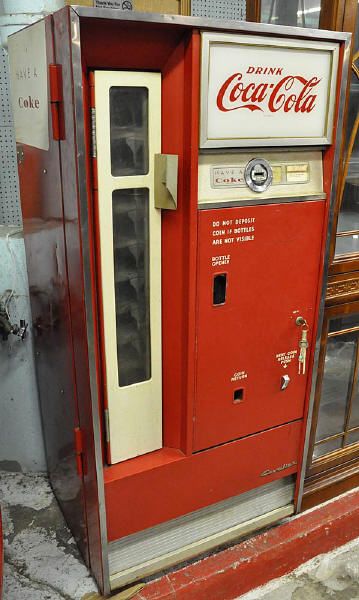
<box><xmin>194</xmin><ymin>200</ymin><xmax>325</xmax><ymax>452</ymax></box>
<box><xmin>94</xmin><ymin>71</ymin><xmax>162</xmax><ymax>464</ymax></box>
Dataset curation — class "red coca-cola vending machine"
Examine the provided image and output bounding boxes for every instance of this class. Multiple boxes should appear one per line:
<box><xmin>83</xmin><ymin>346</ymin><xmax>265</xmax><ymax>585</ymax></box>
<box><xmin>8</xmin><ymin>7</ymin><xmax>349</xmax><ymax>595</ymax></box>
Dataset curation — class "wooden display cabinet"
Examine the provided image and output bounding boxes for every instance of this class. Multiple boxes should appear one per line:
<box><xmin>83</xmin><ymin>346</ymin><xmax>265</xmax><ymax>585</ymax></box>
<box><xmin>246</xmin><ymin>0</ymin><xmax>359</xmax><ymax>511</ymax></box>
<box><xmin>304</xmin><ymin>298</ymin><xmax>359</xmax><ymax>507</ymax></box>
<box><xmin>302</xmin><ymin>1</ymin><xmax>359</xmax><ymax>509</ymax></box>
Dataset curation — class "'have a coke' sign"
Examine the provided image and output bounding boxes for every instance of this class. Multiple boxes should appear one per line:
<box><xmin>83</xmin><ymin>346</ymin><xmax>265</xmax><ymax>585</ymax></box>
<box><xmin>200</xmin><ymin>33</ymin><xmax>339</xmax><ymax>148</ymax></box>
<box><xmin>8</xmin><ymin>20</ymin><xmax>49</xmax><ymax>151</ymax></box>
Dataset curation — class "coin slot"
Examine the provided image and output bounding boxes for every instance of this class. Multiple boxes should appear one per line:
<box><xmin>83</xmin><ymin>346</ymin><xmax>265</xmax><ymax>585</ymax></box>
<box><xmin>233</xmin><ymin>388</ymin><xmax>244</xmax><ymax>404</ymax></box>
<box><xmin>244</xmin><ymin>158</ymin><xmax>273</xmax><ymax>192</ymax></box>
<box><xmin>253</xmin><ymin>168</ymin><xmax>266</xmax><ymax>180</ymax></box>
<box><xmin>213</xmin><ymin>273</ymin><xmax>227</xmax><ymax>305</ymax></box>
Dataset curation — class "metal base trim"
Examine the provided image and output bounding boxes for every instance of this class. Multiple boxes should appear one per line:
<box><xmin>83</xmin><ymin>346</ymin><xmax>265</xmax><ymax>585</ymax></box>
<box><xmin>109</xmin><ymin>504</ymin><xmax>293</xmax><ymax>590</ymax></box>
<box><xmin>108</xmin><ymin>476</ymin><xmax>295</xmax><ymax>590</ymax></box>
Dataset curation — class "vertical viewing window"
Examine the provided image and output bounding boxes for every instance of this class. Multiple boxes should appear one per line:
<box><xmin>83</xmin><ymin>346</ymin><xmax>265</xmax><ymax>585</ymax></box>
<box><xmin>260</xmin><ymin>0</ymin><xmax>321</xmax><ymax>28</ymax></box>
<box><xmin>110</xmin><ymin>86</ymin><xmax>149</xmax><ymax>177</ymax></box>
<box><xmin>95</xmin><ymin>70</ymin><xmax>161</xmax><ymax>463</ymax></box>
<box><xmin>110</xmin><ymin>85</ymin><xmax>151</xmax><ymax>387</ymax></box>
<box><xmin>112</xmin><ymin>188</ymin><xmax>151</xmax><ymax>387</ymax></box>
<box><xmin>313</xmin><ymin>313</ymin><xmax>359</xmax><ymax>459</ymax></box>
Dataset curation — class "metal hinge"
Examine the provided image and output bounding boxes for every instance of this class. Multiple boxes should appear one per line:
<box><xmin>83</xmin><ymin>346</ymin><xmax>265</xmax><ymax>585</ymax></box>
<box><xmin>104</xmin><ymin>408</ymin><xmax>110</xmax><ymax>444</ymax></box>
<box><xmin>91</xmin><ymin>107</ymin><xmax>97</xmax><ymax>158</ymax></box>
<box><xmin>74</xmin><ymin>427</ymin><xmax>84</xmax><ymax>477</ymax></box>
<box><xmin>17</xmin><ymin>145</ymin><xmax>24</xmax><ymax>165</ymax></box>
<box><xmin>49</xmin><ymin>64</ymin><xmax>65</xmax><ymax>140</ymax></box>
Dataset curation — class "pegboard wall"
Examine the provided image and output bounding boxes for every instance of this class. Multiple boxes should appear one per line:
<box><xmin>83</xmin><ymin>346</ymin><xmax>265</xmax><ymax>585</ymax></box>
<box><xmin>0</xmin><ymin>48</ymin><xmax>22</xmax><ymax>228</ymax></box>
<box><xmin>191</xmin><ymin>0</ymin><xmax>246</xmax><ymax>20</ymax></box>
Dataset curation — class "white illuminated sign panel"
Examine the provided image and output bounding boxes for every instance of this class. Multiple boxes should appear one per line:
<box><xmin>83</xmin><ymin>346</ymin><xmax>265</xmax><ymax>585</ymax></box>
<box><xmin>200</xmin><ymin>33</ymin><xmax>339</xmax><ymax>148</ymax></box>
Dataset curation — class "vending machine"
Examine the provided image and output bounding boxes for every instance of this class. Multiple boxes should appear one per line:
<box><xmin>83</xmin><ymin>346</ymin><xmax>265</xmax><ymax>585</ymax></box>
<box><xmin>8</xmin><ymin>6</ymin><xmax>349</xmax><ymax>595</ymax></box>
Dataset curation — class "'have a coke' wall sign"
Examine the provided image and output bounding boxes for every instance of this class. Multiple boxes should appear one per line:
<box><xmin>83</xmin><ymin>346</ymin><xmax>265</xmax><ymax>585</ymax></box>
<box><xmin>200</xmin><ymin>33</ymin><xmax>339</xmax><ymax>148</ymax></box>
<box><xmin>8</xmin><ymin>20</ymin><xmax>49</xmax><ymax>151</ymax></box>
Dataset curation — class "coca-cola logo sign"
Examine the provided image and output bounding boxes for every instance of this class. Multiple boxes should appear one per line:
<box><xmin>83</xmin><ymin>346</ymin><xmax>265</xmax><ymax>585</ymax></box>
<box><xmin>217</xmin><ymin>71</ymin><xmax>321</xmax><ymax>114</ymax></box>
<box><xmin>200</xmin><ymin>33</ymin><xmax>339</xmax><ymax>148</ymax></box>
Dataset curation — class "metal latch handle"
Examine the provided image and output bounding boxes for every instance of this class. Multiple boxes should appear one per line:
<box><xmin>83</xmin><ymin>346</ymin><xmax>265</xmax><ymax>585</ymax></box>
<box><xmin>154</xmin><ymin>154</ymin><xmax>178</xmax><ymax>210</ymax></box>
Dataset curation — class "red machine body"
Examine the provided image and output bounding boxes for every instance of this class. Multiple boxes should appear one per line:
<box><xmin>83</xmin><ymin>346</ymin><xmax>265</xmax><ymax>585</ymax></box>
<box><xmin>195</xmin><ymin>202</ymin><xmax>325</xmax><ymax>451</ymax></box>
<box><xmin>9</xmin><ymin>7</ymin><xmax>349</xmax><ymax>595</ymax></box>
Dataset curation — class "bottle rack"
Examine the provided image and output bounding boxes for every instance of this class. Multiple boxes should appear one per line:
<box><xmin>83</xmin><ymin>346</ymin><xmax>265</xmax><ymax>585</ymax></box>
<box><xmin>112</xmin><ymin>188</ymin><xmax>151</xmax><ymax>387</ymax></box>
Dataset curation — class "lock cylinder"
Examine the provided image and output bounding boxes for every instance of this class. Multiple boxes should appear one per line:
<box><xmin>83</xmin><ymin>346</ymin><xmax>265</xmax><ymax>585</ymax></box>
<box><xmin>244</xmin><ymin>158</ymin><xmax>273</xmax><ymax>193</ymax></box>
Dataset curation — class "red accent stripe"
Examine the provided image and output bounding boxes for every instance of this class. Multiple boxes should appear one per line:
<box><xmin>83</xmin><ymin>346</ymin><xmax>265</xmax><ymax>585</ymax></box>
<box><xmin>49</xmin><ymin>64</ymin><xmax>65</xmax><ymax>140</ymax></box>
<box><xmin>132</xmin><ymin>488</ymin><xmax>359</xmax><ymax>600</ymax></box>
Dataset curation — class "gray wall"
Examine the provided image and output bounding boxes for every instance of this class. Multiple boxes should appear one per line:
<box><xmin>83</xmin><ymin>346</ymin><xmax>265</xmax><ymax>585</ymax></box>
<box><xmin>0</xmin><ymin>230</ymin><xmax>46</xmax><ymax>472</ymax></box>
<box><xmin>0</xmin><ymin>1</ymin><xmax>64</xmax><ymax>472</ymax></box>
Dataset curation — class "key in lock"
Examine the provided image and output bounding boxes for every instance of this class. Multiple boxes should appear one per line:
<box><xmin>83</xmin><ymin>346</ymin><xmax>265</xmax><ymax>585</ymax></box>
<box><xmin>296</xmin><ymin>317</ymin><xmax>309</xmax><ymax>375</ymax></box>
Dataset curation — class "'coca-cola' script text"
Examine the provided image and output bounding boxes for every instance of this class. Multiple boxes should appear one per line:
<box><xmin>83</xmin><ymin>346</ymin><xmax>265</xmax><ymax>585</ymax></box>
<box><xmin>217</xmin><ymin>67</ymin><xmax>322</xmax><ymax>114</ymax></box>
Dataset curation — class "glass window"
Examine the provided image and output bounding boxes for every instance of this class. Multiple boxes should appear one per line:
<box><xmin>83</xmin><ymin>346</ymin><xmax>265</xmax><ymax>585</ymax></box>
<box><xmin>315</xmin><ymin>333</ymin><xmax>356</xmax><ymax>442</ymax></box>
<box><xmin>348</xmin><ymin>377</ymin><xmax>359</xmax><ymax>431</ymax></box>
<box><xmin>110</xmin><ymin>87</ymin><xmax>149</xmax><ymax>177</ymax></box>
<box><xmin>329</xmin><ymin>313</ymin><xmax>359</xmax><ymax>333</ymax></box>
<box><xmin>260</xmin><ymin>0</ymin><xmax>321</xmax><ymax>28</ymax></box>
<box><xmin>113</xmin><ymin>188</ymin><xmax>151</xmax><ymax>387</ymax></box>
<box><xmin>335</xmin><ymin>12</ymin><xmax>359</xmax><ymax>257</ymax></box>
<box><xmin>335</xmin><ymin>234</ymin><xmax>359</xmax><ymax>256</ymax></box>
<box><xmin>313</xmin><ymin>437</ymin><xmax>342</xmax><ymax>459</ymax></box>
<box><xmin>313</xmin><ymin>313</ymin><xmax>359</xmax><ymax>460</ymax></box>
<box><xmin>336</xmin><ymin>135</ymin><xmax>359</xmax><ymax>235</ymax></box>
<box><xmin>345</xmin><ymin>429</ymin><xmax>359</xmax><ymax>447</ymax></box>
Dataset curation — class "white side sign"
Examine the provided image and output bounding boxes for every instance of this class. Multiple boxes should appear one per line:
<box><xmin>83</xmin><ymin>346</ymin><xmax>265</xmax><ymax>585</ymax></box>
<box><xmin>95</xmin><ymin>0</ymin><xmax>133</xmax><ymax>8</ymax></box>
<box><xmin>8</xmin><ymin>20</ymin><xmax>49</xmax><ymax>151</ymax></box>
<box><xmin>200</xmin><ymin>33</ymin><xmax>339</xmax><ymax>148</ymax></box>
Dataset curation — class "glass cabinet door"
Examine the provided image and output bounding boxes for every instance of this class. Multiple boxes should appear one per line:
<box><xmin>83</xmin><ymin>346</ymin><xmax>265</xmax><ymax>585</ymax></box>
<box><xmin>260</xmin><ymin>0</ymin><xmax>322</xmax><ymax>28</ymax></box>
<box><xmin>335</xmin><ymin>12</ymin><xmax>359</xmax><ymax>258</ymax></box>
<box><xmin>311</xmin><ymin>307</ymin><xmax>359</xmax><ymax>463</ymax></box>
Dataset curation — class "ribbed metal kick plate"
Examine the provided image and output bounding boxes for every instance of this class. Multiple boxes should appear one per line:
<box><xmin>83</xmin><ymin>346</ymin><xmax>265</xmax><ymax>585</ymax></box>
<box><xmin>108</xmin><ymin>476</ymin><xmax>295</xmax><ymax>590</ymax></box>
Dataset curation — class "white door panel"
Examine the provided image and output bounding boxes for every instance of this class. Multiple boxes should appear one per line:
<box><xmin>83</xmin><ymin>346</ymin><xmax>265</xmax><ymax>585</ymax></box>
<box><xmin>94</xmin><ymin>71</ymin><xmax>162</xmax><ymax>464</ymax></box>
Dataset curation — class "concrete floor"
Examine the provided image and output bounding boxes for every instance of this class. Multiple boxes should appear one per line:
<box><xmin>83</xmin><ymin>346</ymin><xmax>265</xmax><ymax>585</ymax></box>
<box><xmin>238</xmin><ymin>535</ymin><xmax>359</xmax><ymax>600</ymax></box>
<box><xmin>2</xmin><ymin>470</ymin><xmax>359</xmax><ymax>600</ymax></box>
<box><xmin>0</xmin><ymin>470</ymin><xmax>98</xmax><ymax>600</ymax></box>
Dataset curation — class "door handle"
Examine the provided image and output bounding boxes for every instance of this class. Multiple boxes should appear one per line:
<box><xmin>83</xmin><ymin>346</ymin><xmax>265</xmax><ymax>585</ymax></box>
<box><xmin>280</xmin><ymin>374</ymin><xmax>290</xmax><ymax>390</ymax></box>
<box><xmin>154</xmin><ymin>154</ymin><xmax>178</xmax><ymax>210</ymax></box>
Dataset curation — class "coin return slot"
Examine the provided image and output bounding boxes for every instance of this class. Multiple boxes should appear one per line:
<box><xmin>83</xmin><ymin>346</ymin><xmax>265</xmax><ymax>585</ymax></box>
<box><xmin>233</xmin><ymin>388</ymin><xmax>244</xmax><ymax>404</ymax></box>
<box><xmin>213</xmin><ymin>273</ymin><xmax>227</xmax><ymax>305</ymax></box>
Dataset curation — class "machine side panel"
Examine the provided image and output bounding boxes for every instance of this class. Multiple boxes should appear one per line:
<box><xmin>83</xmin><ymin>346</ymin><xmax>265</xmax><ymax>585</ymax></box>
<box><xmin>13</xmin><ymin>16</ymin><xmax>88</xmax><ymax>560</ymax></box>
<box><xmin>53</xmin><ymin>8</ymin><xmax>106</xmax><ymax>591</ymax></box>
<box><xmin>104</xmin><ymin>420</ymin><xmax>301</xmax><ymax>541</ymax></box>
